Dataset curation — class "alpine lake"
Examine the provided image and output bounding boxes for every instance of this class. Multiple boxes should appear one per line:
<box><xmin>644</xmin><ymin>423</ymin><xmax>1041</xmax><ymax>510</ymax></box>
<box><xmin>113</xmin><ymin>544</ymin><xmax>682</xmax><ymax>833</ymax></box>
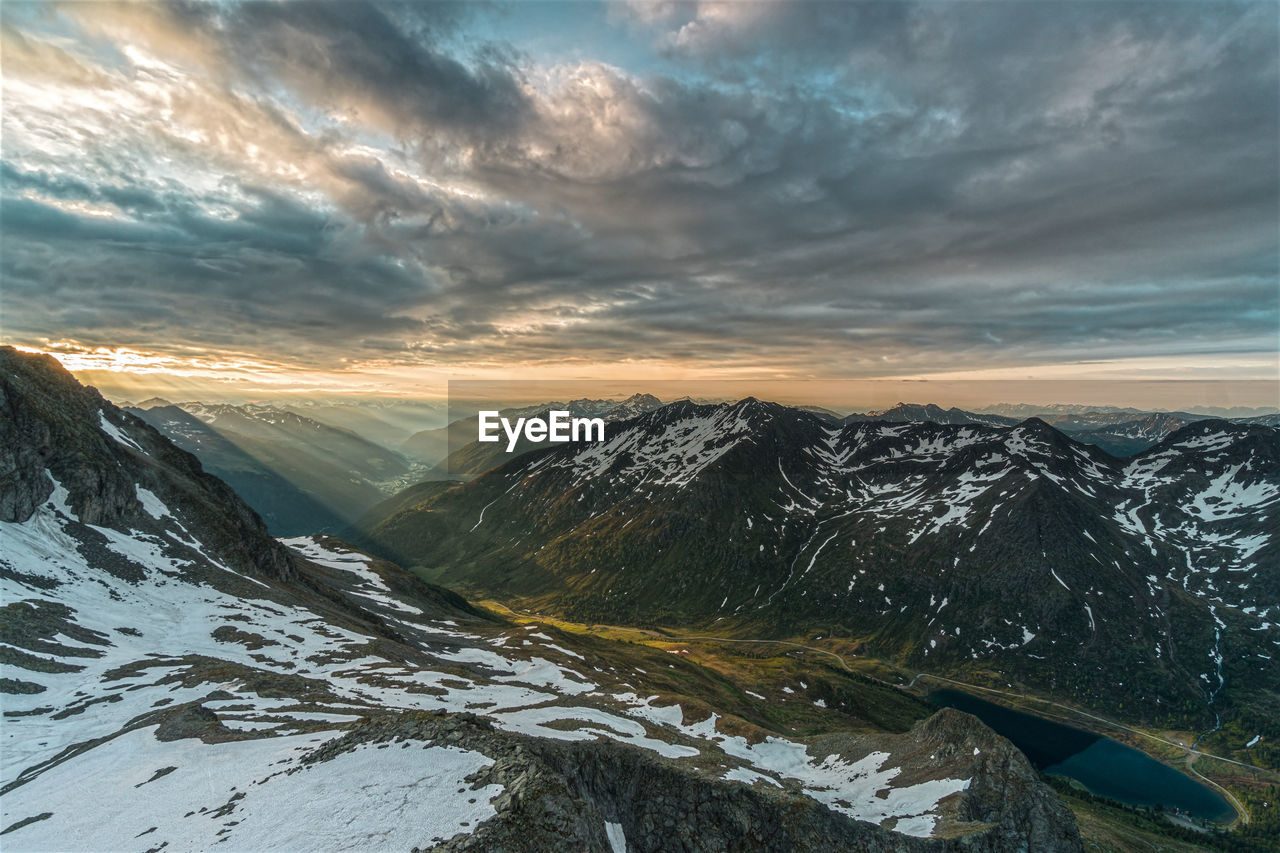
<box><xmin>929</xmin><ymin>688</ymin><xmax>1234</xmax><ymax>824</ymax></box>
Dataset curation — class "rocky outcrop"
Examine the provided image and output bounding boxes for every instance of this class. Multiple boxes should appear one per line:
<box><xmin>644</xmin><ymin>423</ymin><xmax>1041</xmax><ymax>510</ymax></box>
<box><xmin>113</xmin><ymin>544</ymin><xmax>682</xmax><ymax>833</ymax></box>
<box><xmin>894</xmin><ymin>709</ymin><xmax>1082</xmax><ymax>852</ymax></box>
<box><xmin>0</xmin><ymin>353</ymin><xmax>61</xmax><ymax>523</ymax></box>
<box><xmin>309</xmin><ymin>709</ymin><xmax>1084</xmax><ymax>853</ymax></box>
<box><xmin>154</xmin><ymin>703</ymin><xmax>232</xmax><ymax>743</ymax></box>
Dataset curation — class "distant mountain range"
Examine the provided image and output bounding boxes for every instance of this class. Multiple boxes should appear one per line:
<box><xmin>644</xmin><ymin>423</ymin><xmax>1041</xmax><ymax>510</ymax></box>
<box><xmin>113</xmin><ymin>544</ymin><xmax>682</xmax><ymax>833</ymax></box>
<box><xmin>973</xmin><ymin>402</ymin><xmax>1280</xmax><ymax>419</ymax></box>
<box><xmin>840</xmin><ymin>402</ymin><xmax>1279</xmax><ymax>457</ymax></box>
<box><xmin>124</xmin><ymin>391</ymin><xmax>1277</xmax><ymax>541</ymax></box>
<box><xmin>123</xmin><ymin>403</ymin><xmax>345</xmax><ymax>535</ymax></box>
<box><xmin>276</xmin><ymin>398</ymin><xmax>448</xmax><ymax>447</ymax></box>
<box><xmin>845</xmin><ymin>403</ymin><xmax>1019</xmax><ymax>427</ymax></box>
<box><xmin>118</xmin><ymin>397</ymin><xmax>450</xmax><ymax>445</ymax></box>
<box><xmin>122</xmin><ymin>394</ymin><xmax>669</xmax><ymax>534</ymax></box>
<box><xmin>126</xmin><ymin>401</ymin><xmax>432</xmax><ymax>535</ymax></box>
<box><xmin>355</xmin><ymin>398</ymin><xmax>1279</xmax><ymax>743</ymax></box>
<box><xmin>422</xmin><ymin>399</ymin><xmax>1276</xmax><ymax>485</ymax></box>
<box><xmin>0</xmin><ymin>347</ymin><xmax>1085</xmax><ymax>850</ymax></box>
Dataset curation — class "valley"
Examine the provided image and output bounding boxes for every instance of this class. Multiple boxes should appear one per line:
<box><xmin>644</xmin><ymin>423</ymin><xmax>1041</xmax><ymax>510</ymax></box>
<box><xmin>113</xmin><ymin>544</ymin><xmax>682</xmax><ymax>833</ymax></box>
<box><xmin>353</xmin><ymin>399</ymin><xmax>1278</xmax><ymax>741</ymax></box>
<box><xmin>3</xmin><ymin>348</ymin><xmax>1276</xmax><ymax>851</ymax></box>
<box><xmin>1</xmin><ymin>349</ymin><xmax>1087</xmax><ymax>852</ymax></box>
<box><xmin>7</xmin><ymin>3</ymin><xmax>1274</xmax><ymax>848</ymax></box>
<box><xmin>466</xmin><ymin>600</ymin><xmax>1280</xmax><ymax>850</ymax></box>
<box><xmin>124</xmin><ymin>400</ymin><xmax>441</xmax><ymax>535</ymax></box>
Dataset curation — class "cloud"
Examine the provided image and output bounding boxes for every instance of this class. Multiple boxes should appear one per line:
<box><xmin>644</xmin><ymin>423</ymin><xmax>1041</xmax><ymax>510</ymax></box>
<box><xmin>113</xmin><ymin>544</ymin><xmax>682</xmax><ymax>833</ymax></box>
<box><xmin>1</xmin><ymin>1</ymin><xmax>1275</xmax><ymax>381</ymax></box>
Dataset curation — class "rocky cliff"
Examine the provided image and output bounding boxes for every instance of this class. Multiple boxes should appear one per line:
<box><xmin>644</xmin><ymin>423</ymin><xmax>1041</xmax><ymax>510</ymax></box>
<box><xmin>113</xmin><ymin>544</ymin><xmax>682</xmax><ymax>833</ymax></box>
<box><xmin>307</xmin><ymin>707</ymin><xmax>1081</xmax><ymax>853</ymax></box>
<box><xmin>0</xmin><ymin>346</ymin><xmax>293</xmax><ymax>581</ymax></box>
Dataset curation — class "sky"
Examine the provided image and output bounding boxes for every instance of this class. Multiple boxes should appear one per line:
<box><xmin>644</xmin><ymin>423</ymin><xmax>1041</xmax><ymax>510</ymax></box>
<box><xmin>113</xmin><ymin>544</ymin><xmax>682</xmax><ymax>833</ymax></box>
<box><xmin>1</xmin><ymin>0</ymin><xmax>1278</xmax><ymax>406</ymax></box>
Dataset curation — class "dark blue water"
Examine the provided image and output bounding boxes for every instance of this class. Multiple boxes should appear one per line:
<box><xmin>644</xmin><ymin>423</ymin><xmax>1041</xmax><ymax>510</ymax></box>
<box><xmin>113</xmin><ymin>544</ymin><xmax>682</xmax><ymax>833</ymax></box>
<box><xmin>930</xmin><ymin>688</ymin><xmax>1234</xmax><ymax>823</ymax></box>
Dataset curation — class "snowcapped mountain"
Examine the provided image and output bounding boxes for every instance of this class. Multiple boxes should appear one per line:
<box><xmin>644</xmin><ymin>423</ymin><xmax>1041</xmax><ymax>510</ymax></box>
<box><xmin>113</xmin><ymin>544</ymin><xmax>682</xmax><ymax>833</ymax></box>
<box><xmin>0</xmin><ymin>349</ymin><xmax>1082</xmax><ymax>850</ymax></box>
<box><xmin>971</xmin><ymin>403</ymin><xmax>1145</xmax><ymax>418</ymax></box>
<box><xmin>839</xmin><ymin>403</ymin><xmax>1216</xmax><ymax>455</ymax></box>
<box><xmin>1057</xmin><ymin>412</ymin><xmax>1201</xmax><ymax>457</ymax></box>
<box><xmin>358</xmin><ymin>398</ymin><xmax>1279</xmax><ymax>735</ymax></box>
<box><xmin>501</xmin><ymin>394</ymin><xmax>665</xmax><ymax>423</ymax></box>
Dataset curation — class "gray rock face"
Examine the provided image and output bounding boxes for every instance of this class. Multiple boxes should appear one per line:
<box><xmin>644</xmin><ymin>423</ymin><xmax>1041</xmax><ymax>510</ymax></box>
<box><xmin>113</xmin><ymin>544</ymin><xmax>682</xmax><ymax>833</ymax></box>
<box><xmin>154</xmin><ymin>704</ymin><xmax>231</xmax><ymax>743</ymax></box>
<box><xmin>912</xmin><ymin>709</ymin><xmax>1082</xmax><ymax>853</ymax></box>
<box><xmin>311</xmin><ymin>709</ymin><xmax>1084</xmax><ymax>853</ymax></box>
<box><xmin>0</xmin><ymin>359</ymin><xmax>59</xmax><ymax>523</ymax></box>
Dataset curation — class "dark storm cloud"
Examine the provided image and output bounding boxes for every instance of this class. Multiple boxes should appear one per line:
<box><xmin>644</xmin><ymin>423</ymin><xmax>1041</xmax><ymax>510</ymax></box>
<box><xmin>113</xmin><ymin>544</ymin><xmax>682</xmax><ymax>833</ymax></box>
<box><xmin>219</xmin><ymin>1</ymin><xmax>531</xmax><ymax>144</ymax></box>
<box><xmin>1</xmin><ymin>0</ymin><xmax>1275</xmax><ymax>375</ymax></box>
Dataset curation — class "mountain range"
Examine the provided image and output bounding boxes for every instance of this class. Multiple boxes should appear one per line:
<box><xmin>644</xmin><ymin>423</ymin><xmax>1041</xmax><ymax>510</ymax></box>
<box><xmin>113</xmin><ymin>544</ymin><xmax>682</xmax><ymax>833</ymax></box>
<box><xmin>0</xmin><ymin>349</ymin><xmax>1090</xmax><ymax>850</ymax></box>
<box><xmin>973</xmin><ymin>403</ymin><xmax>1280</xmax><ymax>420</ymax></box>
<box><xmin>119</xmin><ymin>391</ymin><xmax>1276</xmax><ymax>546</ymax></box>
<box><xmin>355</xmin><ymin>398</ymin><xmax>1279</xmax><ymax>749</ymax></box>
<box><xmin>121</xmin><ymin>395</ymin><xmax>668</xmax><ymax>535</ymax></box>
<box><xmin>121</xmin><ymin>397</ymin><xmax>450</xmax><ymax>449</ymax></box>
<box><xmin>842</xmin><ymin>402</ymin><xmax>1261</xmax><ymax>457</ymax></box>
<box><xmin>416</xmin><ymin>399</ymin><xmax>1273</xmax><ymax>487</ymax></box>
<box><xmin>125</xmin><ymin>401</ymin><xmax>432</xmax><ymax>536</ymax></box>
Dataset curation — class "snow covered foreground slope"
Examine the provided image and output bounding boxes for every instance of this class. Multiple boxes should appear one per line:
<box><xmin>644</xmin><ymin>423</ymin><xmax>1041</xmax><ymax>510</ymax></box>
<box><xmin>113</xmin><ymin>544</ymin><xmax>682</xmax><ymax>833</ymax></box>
<box><xmin>0</xmin><ymin>349</ymin><xmax>1080</xmax><ymax>851</ymax></box>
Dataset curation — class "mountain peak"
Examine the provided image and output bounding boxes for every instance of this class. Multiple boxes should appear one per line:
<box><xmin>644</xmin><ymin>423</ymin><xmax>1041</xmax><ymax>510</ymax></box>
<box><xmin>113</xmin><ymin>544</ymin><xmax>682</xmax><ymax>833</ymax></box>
<box><xmin>1009</xmin><ymin>416</ymin><xmax>1075</xmax><ymax>446</ymax></box>
<box><xmin>1156</xmin><ymin>416</ymin><xmax>1265</xmax><ymax>453</ymax></box>
<box><xmin>0</xmin><ymin>346</ymin><xmax>294</xmax><ymax>580</ymax></box>
<box><xmin>729</xmin><ymin>396</ymin><xmax>796</xmax><ymax>421</ymax></box>
<box><xmin>136</xmin><ymin>396</ymin><xmax>175</xmax><ymax>409</ymax></box>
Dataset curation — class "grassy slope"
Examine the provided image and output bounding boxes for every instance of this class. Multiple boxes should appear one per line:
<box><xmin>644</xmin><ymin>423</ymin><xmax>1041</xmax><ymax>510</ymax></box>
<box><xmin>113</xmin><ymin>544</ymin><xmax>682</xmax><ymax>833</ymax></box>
<box><xmin>474</xmin><ymin>599</ymin><xmax>933</xmax><ymax>738</ymax></box>
<box><xmin>357</xmin><ymin>436</ymin><xmax>1276</xmax><ymax>745</ymax></box>
<box><xmin>453</xmin><ymin>594</ymin><xmax>1280</xmax><ymax>852</ymax></box>
<box><xmin>1055</xmin><ymin>779</ymin><xmax>1280</xmax><ymax>853</ymax></box>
